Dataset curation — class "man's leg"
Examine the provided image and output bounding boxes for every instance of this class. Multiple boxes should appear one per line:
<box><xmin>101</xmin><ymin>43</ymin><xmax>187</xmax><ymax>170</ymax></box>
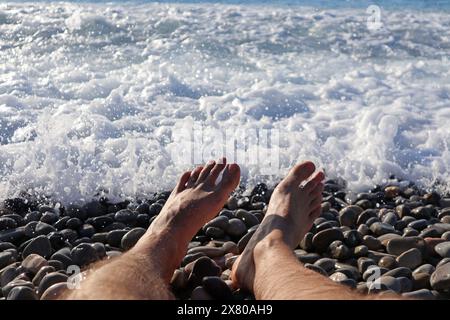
<box><xmin>63</xmin><ymin>158</ymin><xmax>240</xmax><ymax>300</ymax></box>
<box><xmin>232</xmin><ymin>161</ymin><xmax>402</xmax><ymax>300</ymax></box>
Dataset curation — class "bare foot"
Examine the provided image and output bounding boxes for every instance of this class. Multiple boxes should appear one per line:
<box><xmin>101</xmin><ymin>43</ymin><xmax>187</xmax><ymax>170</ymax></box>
<box><xmin>231</xmin><ymin>161</ymin><xmax>324</xmax><ymax>292</ymax></box>
<box><xmin>133</xmin><ymin>158</ymin><xmax>240</xmax><ymax>279</ymax></box>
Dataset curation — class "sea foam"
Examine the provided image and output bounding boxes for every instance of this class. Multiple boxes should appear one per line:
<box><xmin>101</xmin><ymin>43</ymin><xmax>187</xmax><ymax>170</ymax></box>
<box><xmin>0</xmin><ymin>2</ymin><xmax>449</xmax><ymax>203</ymax></box>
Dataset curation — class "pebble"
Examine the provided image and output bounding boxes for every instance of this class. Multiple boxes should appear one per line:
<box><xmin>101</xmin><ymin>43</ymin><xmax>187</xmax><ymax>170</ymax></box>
<box><xmin>205</xmin><ymin>227</ymin><xmax>225</xmax><ymax>239</ymax></box>
<box><xmin>32</xmin><ymin>266</ymin><xmax>56</xmax><ymax>286</ymax></box>
<box><xmin>203</xmin><ymin>216</ymin><xmax>229</xmax><ymax>231</ymax></box>
<box><xmin>190</xmin><ymin>286</ymin><xmax>213</xmax><ymax>300</ymax></box>
<box><xmin>368</xmin><ymin>276</ymin><xmax>401</xmax><ymax>293</ymax></box>
<box><xmin>40</xmin><ymin>282</ymin><xmax>68</xmax><ymax>300</ymax></box>
<box><xmin>225</xmin><ymin>219</ymin><xmax>247</xmax><ymax>238</ymax></box>
<box><xmin>78</xmin><ymin>224</ymin><xmax>95</xmax><ymax>238</ymax></box>
<box><xmin>339</xmin><ymin>206</ymin><xmax>360</xmax><ymax>228</ymax></box>
<box><xmin>312</xmin><ymin>228</ymin><xmax>344</xmax><ymax>252</ymax></box>
<box><xmin>2</xmin><ymin>280</ymin><xmax>34</xmax><ymax>297</ymax></box>
<box><xmin>314</xmin><ymin>258</ymin><xmax>336</xmax><ymax>273</ymax></box>
<box><xmin>386</xmin><ymin>237</ymin><xmax>425</xmax><ymax>256</ymax></box>
<box><xmin>412</xmin><ymin>272</ymin><xmax>431</xmax><ymax>290</ymax></box>
<box><xmin>6</xmin><ymin>286</ymin><xmax>38</xmax><ymax>300</ymax></box>
<box><xmin>21</xmin><ymin>254</ymin><xmax>48</xmax><ymax>274</ymax></box>
<box><xmin>378</xmin><ymin>256</ymin><xmax>398</xmax><ymax>270</ymax></box>
<box><xmin>121</xmin><ymin>228</ymin><xmax>146</xmax><ymax>250</ymax></box>
<box><xmin>435</xmin><ymin>241</ymin><xmax>450</xmax><ymax>258</ymax></box>
<box><xmin>430</xmin><ymin>262</ymin><xmax>450</xmax><ymax>291</ymax></box>
<box><xmin>37</xmin><ymin>272</ymin><xmax>68</xmax><ymax>296</ymax></box>
<box><xmin>202</xmin><ymin>276</ymin><xmax>233</xmax><ymax>300</ymax></box>
<box><xmin>403</xmin><ymin>289</ymin><xmax>435</xmax><ymax>300</ymax></box>
<box><xmin>0</xmin><ymin>251</ymin><xmax>17</xmax><ymax>269</ymax></box>
<box><xmin>187</xmin><ymin>246</ymin><xmax>225</xmax><ymax>258</ymax></box>
<box><xmin>114</xmin><ymin>209</ymin><xmax>138</xmax><ymax>223</ymax></box>
<box><xmin>396</xmin><ymin>248</ymin><xmax>422</xmax><ymax>269</ymax></box>
<box><xmin>22</xmin><ymin>235</ymin><xmax>52</xmax><ymax>259</ymax></box>
<box><xmin>71</xmin><ymin>243</ymin><xmax>99</xmax><ymax>267</ymax></box>
<box><xmin>362</xmin><ymin>235</ymin><xmax>382</xmax><ymax>251</ymax></box>
<box><xmin>384</xmin><ymin>267</ymin><xmax>412</xmax><ymax>279</ymax></box>
<box><xmin>107</xmin><ymin>230</ymin><xmax>128</xmax><ymax>247</ymax></box>
<box><xmin>304</xmin><ymin>263</ymin><xmax>328</xmax><ymax>276</ymax></box>
<box><xmin>370</xmin><ymin>222</ymin><xmax>396</xmax><ymax>236</ymax></box>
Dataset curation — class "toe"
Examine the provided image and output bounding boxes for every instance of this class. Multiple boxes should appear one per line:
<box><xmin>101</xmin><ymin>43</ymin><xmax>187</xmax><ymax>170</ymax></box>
<box><xmin>205</xmin><ymin>157</ymin><xmax>227</xmax><ymax>185</ymax></box>
<box><xmin>217</xmin><ymin>163</ymin><xmax>240</xmax><ymax>194</ymax></box>
<box><xmin>282</xmin><ymin>161</ymin><xmax>316</xmax><ymax>187</ymax></box>
<box><xmin>175</xmin><ymin>171</ymin><xmax>192</xmax><ymax>192</ymax></box>
<box><xmin>186</xmin><ymin>166</ymin><xmax>203</xmax><ymax>188</ymax></box>
<box><xmin>309</xmin><ymin>182</ymin><xmax>324</xmax><ymax>197</ymax></box>
<box><xmin>303</xmin><ymin>171</ymin><xmax>325</xmax><ymax>192</ymax></box>
<box><xmin>196</xmin><ymin>160</ymin><xmax>216</xmax><ymax>183</ymax></box>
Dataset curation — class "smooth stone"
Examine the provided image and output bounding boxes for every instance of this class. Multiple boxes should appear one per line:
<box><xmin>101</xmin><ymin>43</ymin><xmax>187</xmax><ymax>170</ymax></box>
<box><xmin>91</xmin><ymin>242</ymin><xmax>106</xmax><ymax>259</ymax></box>
<box><xmin>382</xmin><ymin>212</ymin><xmax>398</xmax><ymax>226</ymax></box>
<box><xmin>78</xmin><ymin>224</ymin><xmax>95</xmax><ymax>238</ymax></box>
<box><xmin>91</xmin><ymin>233</ymin><xmax>108</xmax><ymax>243</ymax></box>
<box><xmin>353</xmin><ymin>245</ymin><xmax>369</xmax><ymax>257</ymax></box>
<box><xmin>357</xmin><ymin>224</ymin><xmax>370</xmax><ymax>236</ymax></box>
<box><xmin>0</xmin><ymin>251</ymin><xmax>17</xmax><ymax>269</ymax></box>
<box><xmin>430</xmin><ymin>262</ymin><xmax>450</xmax><ymax>291</ymax></box>
<box><xmin>407</xmin><ymin>219</ymin><xmax>428</xmax><ymax>231</ymax></box>
<box><xmin>40</xmin><ymin>282</ymin><xmax>68</xmax><ymax>300</ymax></box>
<box><xmin>412</xmin><ymin>272</ymin><xmax>431</xmax><ymax>290</ymax></box>
<box><xmin>226</xmin><ymin>197</ymin><xmax>238</xmax><ymax>210</ymax></box>
<box><xmin>356</xmin><ymin>209</ymin><xmax>378</xmax><ymax>226</ymax></box>
<box><xmin>190</xmin><ymin>286</ymin><xmax>213</xmax><ymax>300</ymax></box>
<box><xmin>378</xmin><ymin>233</ymin><xmax>402</xmax><ymax>246</ymax></box>
<box><xmin>235</xmin><ymin>209</ymin><xmax>259</xmax><ymax>228</ymax></box>
<box><xmin>304</xmin><ymin>263</ymin><xmax>328</xmax><ymax>276</ymax></box>
<box><xmin>59</xmin><ymin>229</ymin><xmax>78</xmax><ymax>243</ymax></box>
<box><xmin>136</xmin><ymin>203</ymin><xmax>150</xmax><ymax>215</ymax></box>
<box><xmin>187</xmin><ymin>246</ymin><xmax>225</xmax><ymax>258</ymax></box>
<box><xmin>21</xmin><ymin>254</ymin><xmax>48</xmax><ymax>274</ymax></box>
<box><xmin>47</xmin><ymin>260</ymin><xmax>64</xmax><ymax>271</ymax></box>
<box><xmin>384</xmin><ymin>267</ymin><xmax>412</xmax><ymax>279</ymax></box>
<box><xmin>114</xmin><ymin>209</ymin><xmax>138</xmax><ymax>223</ymax></box>
<box><xmin>188</xmin><ymin>257</ymin><xmax>221</xmax><ymax>287</ymax></box>
<box><xmin>34</xmin><ymin>222</ymin><xmax>56</xmax><ymax>236</ymax></box>
<box><xmin>24</xmin><ymin>212</ymin><xmax>42</xmax><ymax>224</ymax></box>
<box><xmin>410</xmin><ymin>206</ymin><xmax>433</xmax><ymax>220</ymax></box>
<box><xmin>0</xmin><ymin>264</ymin><xmax>20</xmax><ymax>287</ymax></box>
<box><xmin>225</xmin><ymin>218</ymin><xmax>247</xmax><ymax>238</ymax></box>
<box><xmin>362</xmin><ymin>235</ymin><xmax>382</xmax><ymax>251</ymax></box>
<box><xmin>396</xmin><ymin>205</ymin><xmax>411</xmax><ymax>218</ymax></box>
<box><xmin>205</xmin><ymin>227</ymin><xmax>225</xmax><ymax>239</ymax></box>
<box><xmin>299</xmin><ymin>232</ymin><xmax>314</xmax><ymax>251</ymax></box>
<box><xmin>6</xmin><ymin>286</ymin><xmax>38</xmax><ymax>300</ymax></box>
<box><xmin>2</xmin><ymin>280</ymin><xmax>34</xmax><ymax>297</ymax></box>
<box><xmin>0</xmin><ymin>217</ymin><xmax>17</xmax><ymax>231</ymax></box>
<box><xmin>221</xmin><ymin>242</ymin><xmax>238</xmax><ymax>255</ymax></box>
<box><xmin>22</xmin><ymin>235</ymin><xmax>52</xmax><ymax>259</ymax></box>
<box><xmin>403</xmin><ymin>289</ymin><xmax>435</xmax><ymax>300</ymax></box>
<box><xmin>83</xmin><ymin>201</ymin><xmax>107</xmax><ymax>218</ymax></box>
<box><xmin>170</xmin><ymin>269</ymin><xmax>187</xmax><ymax>291</ymax></box>
<box><xmin>121</xmin><ymin>228</ymin><xmax>146</xmax><ymax>250</ymax></box>
<box><xmin>413</xmin><ymin>264</ymin><xmax>435</xmax><ymax>275</ymax></box>
<box><xmin>358</xmin><ymin>257</ymin><xmax>376</xmax><ymax>274</ymax></box>
<box><xmin>0</xmin><ymin>242</ymin><xmax>16</xmax><ymax>251</ymax></box>
<box><xmin>397</xmin><ymin>276</ymin><xmax>413</xmax><ymax>293</ymax></box>
<box><xmin>202</xmin><ymin>276</ymin><xmax>233</xmax><ymax>300</ymax></box>
<box><xmin>396</xmin><ymin>248</ymin><xmax>422</xmax><ymax>269</ymax></box>
<box><xmin>237</xmin><ymin>230</ymin><xmax>255</xmax><ymax>253</ymax></box>
<box><xmin>339</xmin><ymin>206</ymin><xmax>360</xmax><ymax>228</ymax></box>
<box><xmin>343</xmin><ymin>230</ymin><xmax>362</xmax><ymax>247</ymax></box>
<box><xmin>297</xmin><ymin>253</ymin><xmax>321</xmax><ymax>264</ymax></box>
<box><xmin>335</xmin><ymin>265</ymin><xmax>360</xmax><ymax>280</ymax></box>
<box><xmin>435</xmin><ymin>241</ymin><xmax>450</xmax><ymax>258</ymax></box>
<box><xmin>32</xmin><ymin>266</ymin><xmax>56</xmax><ymax>286</ymax></box>
<box><xmin>441</xmin><ymin>231</ymin><xmax>450</xmax><ymax>241</ymax></box>
<box><xmin>91</xmin><ymin>216</ymin><xmax>114</xmax><ymax>230</ymax></box>
<box><xmin>106</xmin><ymin>230</ymin><xmax>128</xmax><ymax>247</ymax></box>
<box><xmin>71</xmin><ymin>243</ymin><xmax>99</xmax><ymax>267</ymax></box>
<box><xmin>50</xmin><ymin>249</ymin><xmax>73</xmax><ymax>269</ymax></box>
<box><xmin>386</xmin><ymin>237</ymin><xmax>425</xmax><ymax>256</ymax></box>
<box><xmin>40</xmin><ymin>212</ymin><xmax>59</xmax><ymax>225</ymax></box>
<box><xmin>203</xmin><ymin>216</ymin><xmax>229</xmax><ymax>231</ymax></box>
<box><xmin>312</xmin><ymin>228</ymin><xmax>344</xmax><ymax>252</ymax></box>
<box><xmin>328</xmin><ymin>241</ymin><xmax>351</xmax><ymax>260</ymax></box>
<box><xmin>37</xmin><ymin>272</ymin><xmax>68</xmax><ymax>296</ymax></box>
<box><xmin>316</xmin><ymin>221</ymin><xmax>338</xmax><ymax>232</ymax></box>
<box><xmin>368</xmin><ymin>276</ymin><xmax>401</xmax><ymax>293</ymax></box>
<box><xmin>370</xmin><ymin>222</ymin><xmax>396</xmax><ymax>236</ymax></box>
<box><xmin>403</xmin><ymin>228</ymin><xmax>420</xmax><ymax>237</ymax></box>
<box><xmin>314</xmin><ymin>258</ymin><xmax>336</xmax><ymax>273</ymax></box>
<box><xmin>330</xmin><ymin>272</ymin><xmax>348</xmax><ymax>282</ymax></box>
<box><xmin>378</xmin><ymin>256</ymin><xmax>398</xmax><ymax>270</ymax></box>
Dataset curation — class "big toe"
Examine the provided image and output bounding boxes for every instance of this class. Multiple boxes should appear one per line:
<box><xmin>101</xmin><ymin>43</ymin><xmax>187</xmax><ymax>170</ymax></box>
<box><xmin>217</xmin><ymin>163</ymin><xmax>240</xmax><ymax>193</ymax></box>
<box><xmin>282</xmin><ymin>161</ymin><xmax>316</xmax><ymax>187</ymax></box>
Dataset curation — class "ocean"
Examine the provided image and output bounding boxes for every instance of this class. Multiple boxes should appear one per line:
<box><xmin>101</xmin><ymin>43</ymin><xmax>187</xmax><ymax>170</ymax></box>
<box><xmin>0</xmin><ymin>0</ymin><xmax>449</xmax><ymax>203</ymax></box>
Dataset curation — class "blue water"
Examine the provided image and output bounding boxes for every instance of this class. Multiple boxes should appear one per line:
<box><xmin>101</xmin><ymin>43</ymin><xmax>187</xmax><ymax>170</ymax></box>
<box><xmin>8</xmin><ymin>0</ymin><xmax>450</xmax><ymax>10</ymax></box>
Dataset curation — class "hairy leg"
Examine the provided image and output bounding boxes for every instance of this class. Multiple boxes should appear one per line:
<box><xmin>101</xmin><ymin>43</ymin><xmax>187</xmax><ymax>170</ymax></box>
<box><xmin>63</xmin><ymin>159</ymin><xmax>240</xmax><ymax>300</ymax></box>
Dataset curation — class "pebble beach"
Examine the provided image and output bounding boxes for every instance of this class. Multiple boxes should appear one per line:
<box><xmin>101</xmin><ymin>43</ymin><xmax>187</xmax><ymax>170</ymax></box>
<box><xmin>1</xmin><ymin>177</ymin><xmax>450</xmax><ymax>300</ymax></box>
